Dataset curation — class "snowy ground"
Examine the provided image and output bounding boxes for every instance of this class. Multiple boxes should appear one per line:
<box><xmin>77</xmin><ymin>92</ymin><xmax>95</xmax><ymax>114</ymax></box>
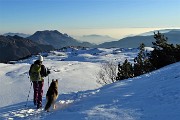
<box><xmin>0</xmin><ymin>47</ymin><xmax>180</xmax><ymax>120</ymax></box>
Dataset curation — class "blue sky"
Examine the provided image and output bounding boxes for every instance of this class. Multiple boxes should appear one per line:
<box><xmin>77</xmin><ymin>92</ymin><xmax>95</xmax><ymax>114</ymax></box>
<box><xmin>0</xmin><ymin>0</ymin><xmax>180</xmax><ymax>38</ymax></box>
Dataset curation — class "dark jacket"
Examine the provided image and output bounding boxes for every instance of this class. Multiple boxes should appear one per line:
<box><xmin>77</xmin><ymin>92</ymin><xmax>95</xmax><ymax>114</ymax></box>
<box><xmin>40</xmin><ymin>64</ymin><xmax>48</xmax><ymax>78</ymax></box>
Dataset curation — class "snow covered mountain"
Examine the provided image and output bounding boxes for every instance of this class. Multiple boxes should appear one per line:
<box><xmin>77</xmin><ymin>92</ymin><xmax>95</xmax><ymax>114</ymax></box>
<box><xmin>0</xmin><ymin>47</ymin><xmax>180</xmax><ymax>120</ymax></box>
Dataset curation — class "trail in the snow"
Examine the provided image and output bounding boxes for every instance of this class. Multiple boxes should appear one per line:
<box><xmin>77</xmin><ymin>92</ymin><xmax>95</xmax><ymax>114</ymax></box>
<box><xmin>0</xmin><ymin>88</ymin><xmax>100</xmax><ymax>120</ymax></box>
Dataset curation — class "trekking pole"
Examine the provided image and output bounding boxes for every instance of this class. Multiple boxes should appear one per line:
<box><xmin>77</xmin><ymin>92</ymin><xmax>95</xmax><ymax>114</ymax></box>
<box><xmin>47</xmin><ymin>68</ymin><xmax>50</xmax><ymax>87</ymax></box>
<box><xmin>48</xmin><ymin>74</ymin><xmax>50</xmax><ymax>87</ymax></box>
<box><xmin>25</xmin><ymin>82</ymin><xmax>33</xmax><ymax>107</ymax></box>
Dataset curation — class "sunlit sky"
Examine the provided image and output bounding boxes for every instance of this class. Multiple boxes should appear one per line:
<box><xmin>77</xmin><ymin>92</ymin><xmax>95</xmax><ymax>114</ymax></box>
<box><xmin>0</xmin><ymin>0</ymin><xmax>180</xmax><ymax>39</ymax></box>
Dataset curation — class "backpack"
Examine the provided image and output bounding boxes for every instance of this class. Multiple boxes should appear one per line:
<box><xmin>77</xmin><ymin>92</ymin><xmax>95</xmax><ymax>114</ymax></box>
<box><xmin>29</xmin><ymin>64</ymin><xmax>42</xmax><ymax>81</ymax></box>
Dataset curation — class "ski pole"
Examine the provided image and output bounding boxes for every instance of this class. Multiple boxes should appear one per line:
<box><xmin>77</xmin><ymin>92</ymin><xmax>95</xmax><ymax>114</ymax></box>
<box><xmin>47</xmin><ymin>68</ymin><xmax>50</xmax><ymax>87</ymax></box>
<box><xmin>25</xmin><ymin>82</ymin><xmax>33</xmax><ymax>107</ymax></box>
<box><xmin>48</xmin><ymin>74</ymin><xmax>50</xmax><ymax>87</ymax></box>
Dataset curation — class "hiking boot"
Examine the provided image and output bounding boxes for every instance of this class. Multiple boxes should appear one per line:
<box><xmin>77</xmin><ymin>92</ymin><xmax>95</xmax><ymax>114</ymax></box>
<box><xmin>37</xmin><ymin>104</ymin><xmax>42</xmax><ymax>109</ymax></box>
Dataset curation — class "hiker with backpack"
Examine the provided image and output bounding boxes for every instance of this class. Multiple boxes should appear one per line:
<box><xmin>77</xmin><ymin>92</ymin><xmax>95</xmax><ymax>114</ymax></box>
<box><xmin>29</xmin><ymin>55</ymin><xmax>50</xmax><ymax>109</ymax></box>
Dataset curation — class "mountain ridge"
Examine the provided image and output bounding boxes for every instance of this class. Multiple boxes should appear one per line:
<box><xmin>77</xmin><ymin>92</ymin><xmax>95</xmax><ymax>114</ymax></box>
<box><xmin>97</xmin><ymin>30</ymin><xmax>180</xmax><ymax>48</ymax></box>
<box><xmin>3</xmin><ymin>32</ymin><xmax>31</xmax><ymax>38</ymax></box>
<box><xmin>0</xmin><ymin>35</ymin><xmax>54</xmax><ymax>63</ymax></box>
<box><xmin>27</xmin><ymin>30</ymin><xmax>94</xmax><ymax>49</ymax></box>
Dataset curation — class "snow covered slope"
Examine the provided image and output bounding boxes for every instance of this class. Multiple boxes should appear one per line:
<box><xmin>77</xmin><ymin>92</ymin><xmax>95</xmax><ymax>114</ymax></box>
<box><xmin>1</xmin><ymin>48</ymin><xmax>180</xmax><ymax>120</ymax></box>
<box><xmin>41</xmin><ymin>62</ymin><xmax>180</xmax><ymax>120</ymax></box>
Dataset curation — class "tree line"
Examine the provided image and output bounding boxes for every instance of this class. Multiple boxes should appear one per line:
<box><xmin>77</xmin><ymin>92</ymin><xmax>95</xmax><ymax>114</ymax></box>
<box><xmin>116</xmin><ymin>31</ymin><xmax>180</xmax><ymax>81</ymax></box>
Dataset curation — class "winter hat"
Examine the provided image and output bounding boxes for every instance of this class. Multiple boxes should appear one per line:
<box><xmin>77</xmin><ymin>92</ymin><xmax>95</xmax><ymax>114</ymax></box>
<box><xmin>38</xmin><ymin>55</ymin><xmax>43</xmax><ymax>62</ymax></box>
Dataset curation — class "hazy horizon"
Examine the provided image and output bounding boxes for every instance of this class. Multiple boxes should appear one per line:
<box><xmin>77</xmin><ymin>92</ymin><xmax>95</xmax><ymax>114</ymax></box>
<box><xmin>0</xmin><ymin>0</ymin><xmax>180</xmax><ymax>43</ymax></box>
<box><xmin>1</xmin><ymin>27</ymin><xmax>180</xmax><ymax>38</ymax></box>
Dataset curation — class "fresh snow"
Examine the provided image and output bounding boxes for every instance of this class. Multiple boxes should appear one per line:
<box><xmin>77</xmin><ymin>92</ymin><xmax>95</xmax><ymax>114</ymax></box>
<box><xmin>0</xmin><ymin>47</ymin><xmax>180</xmax><ymax>120</ymax></box>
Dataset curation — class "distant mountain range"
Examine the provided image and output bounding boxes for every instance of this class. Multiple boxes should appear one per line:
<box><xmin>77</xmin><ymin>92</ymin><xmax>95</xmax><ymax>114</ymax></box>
<box><xmin>0</xmin><ymin>35</ymin><xmax>54</xmax><ymax>63</ymax></box>
<box><xmin>97</xmin><ymin>30</ymin><xmax>180</xmax><ymax>48</ymax></box>
<box><xmin>1</xmin><ymin>29</ymin><xmax>180</xmax><ymax>63</ymax></box>
<box><xmin>1</xmin><ymin>30</ymin><xmax>95</xmax><ymax>62</ymax></box>
<box><xmin>4</xmin><ymin>29</ymin><xmax>180</xmax><ymax>49</ymax></box>
<box><xmin>27</xmin><ymin>30</ymin><xmax>94</xmax><ymax>49</ymax></box>
<box><xmin>3</xmin><ymin>32</ymin><xmax>30</xmax><ymax>38</ymax></box>
<box><xmin>73</xmin><ymin>34</ymin><xmax>117</xmax><ymax>44</ymax></box>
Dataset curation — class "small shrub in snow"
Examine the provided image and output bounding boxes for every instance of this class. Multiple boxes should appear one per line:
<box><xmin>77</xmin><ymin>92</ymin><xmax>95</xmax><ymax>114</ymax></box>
<box><xmin>97</xmin><ymin>62</ymin><xmax>117</xmax><ymax>85</ymax></box>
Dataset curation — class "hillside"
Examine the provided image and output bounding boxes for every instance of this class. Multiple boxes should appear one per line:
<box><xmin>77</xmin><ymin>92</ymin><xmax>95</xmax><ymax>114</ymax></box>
<box><xmin>0</xmin><ymin>35</ymin><xmax>54</xmax><ymax>63</ymax></box>
<box><xmin>0</xmin><ymin>48</ymin><xmax>180</xmax><ymax>120</ymax></box>
<box><xmin>45</xmin><ymin>62</ymin><xmax>180</xmax><ymax>120</ymax></box>
<box><xmin>97</xmin><ymin>30</ymin><xmax>180</xmax><ymax>48</ymax></box>
<box><xmin>27</xmin><ymin>30</ymin><xmax>94</xmax><ymax>49</ymax></box>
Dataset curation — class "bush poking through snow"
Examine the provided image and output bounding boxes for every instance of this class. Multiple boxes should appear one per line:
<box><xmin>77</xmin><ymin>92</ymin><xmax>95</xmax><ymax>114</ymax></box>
<box><xmin>97</xmin><ymin>62</ymin><xmax>117</xmax><ymax>85</ymax></box>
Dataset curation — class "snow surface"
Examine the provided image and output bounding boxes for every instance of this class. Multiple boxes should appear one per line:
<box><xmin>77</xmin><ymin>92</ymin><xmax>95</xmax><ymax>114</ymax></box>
<box><xmin>0</xmin><ymin>47</ymin><xmax>180</xmax><ymax>120</ymax></box>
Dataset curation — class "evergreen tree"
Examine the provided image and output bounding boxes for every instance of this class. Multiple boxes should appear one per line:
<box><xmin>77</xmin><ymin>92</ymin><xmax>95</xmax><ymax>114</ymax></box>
<box><xmin>116</xmin><ymin>59</ymin><xmax>133</xmax><ymax>80</ymax></box>
<box><xmin>149</xmin><ymin>32</ymin><xmax>176</xmax><ymax>69</ymax></box>
<box><xmin>134</xmin><ymin>43</ymin><xmax>145</xmax><ymax>76</ymax></box>
<box><xmin>133</xmin><ymin>43</ymin><xmax>153</xmax><ymax>76</ymax></box>
<box><xmin>116</xmin><ymin>63</ymin><xmax>123</xmax><ymax>80</ymax></box>
<box><xmin>117</xmin><ymin>31</ymin><xmax>180</xmax><ymax>80</ymax></box>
